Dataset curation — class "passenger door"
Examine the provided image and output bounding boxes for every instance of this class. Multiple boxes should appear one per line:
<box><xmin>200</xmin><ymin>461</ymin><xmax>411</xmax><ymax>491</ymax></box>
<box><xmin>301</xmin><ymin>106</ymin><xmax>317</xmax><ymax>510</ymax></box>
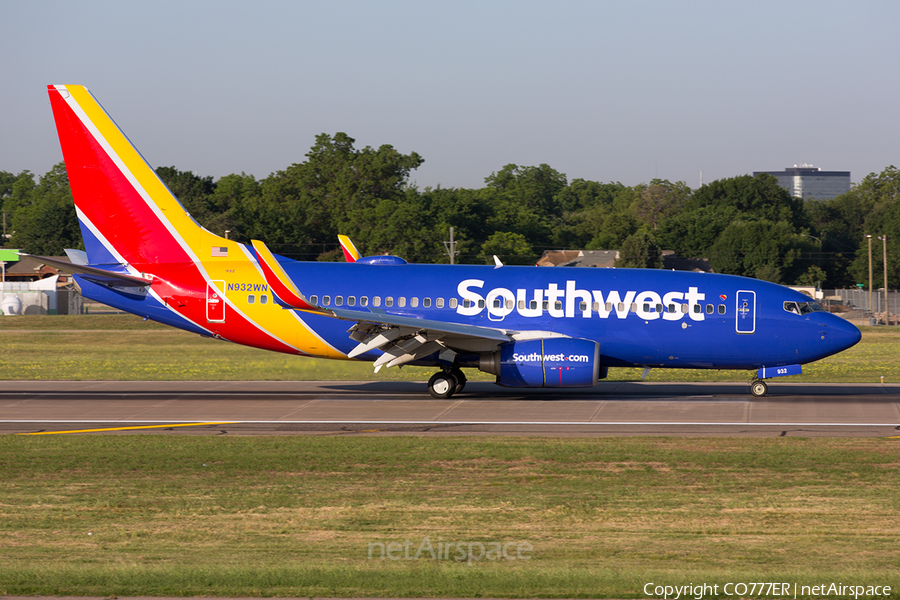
<box><xmin>735</xmin><ymin>290</ymin><xmax>756</xmax><ymax>334</ymax></box>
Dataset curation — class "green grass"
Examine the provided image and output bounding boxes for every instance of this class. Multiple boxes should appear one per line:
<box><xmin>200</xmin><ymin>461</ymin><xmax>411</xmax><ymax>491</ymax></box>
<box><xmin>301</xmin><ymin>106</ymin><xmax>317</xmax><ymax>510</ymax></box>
<box><xmin>1</xmin><ymin>314</ymin><xmax>898</xmax><ymax>383</ymax></box>
<box><xmin>1</xmin><ymin>436</ymin><xmax>899</xmax><ymax>597</ymax></box>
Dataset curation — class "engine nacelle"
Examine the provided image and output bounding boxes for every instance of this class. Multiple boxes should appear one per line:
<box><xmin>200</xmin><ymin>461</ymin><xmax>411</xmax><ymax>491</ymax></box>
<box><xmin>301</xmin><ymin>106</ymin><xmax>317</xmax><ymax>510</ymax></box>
<box><xmin>479</xmin><ymin>338</ymin><xmax>601</xmax><ymax>388</ymax></box>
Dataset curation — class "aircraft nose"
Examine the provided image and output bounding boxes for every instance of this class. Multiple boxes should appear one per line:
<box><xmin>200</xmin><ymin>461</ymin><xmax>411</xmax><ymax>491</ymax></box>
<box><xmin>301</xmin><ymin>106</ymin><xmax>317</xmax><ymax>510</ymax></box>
<box><xmin>828</xmin><ymin>316</ymin><xmax>862</xmax><ymax>352</ymax></box>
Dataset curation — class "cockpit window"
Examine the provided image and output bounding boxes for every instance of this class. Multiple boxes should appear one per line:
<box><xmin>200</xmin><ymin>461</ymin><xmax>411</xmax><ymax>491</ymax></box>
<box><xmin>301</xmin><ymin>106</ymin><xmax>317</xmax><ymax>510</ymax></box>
<box><xmin>783</xmin><ymin>301</ymin><xmax>825</xmax><ymax>315</ymax></box>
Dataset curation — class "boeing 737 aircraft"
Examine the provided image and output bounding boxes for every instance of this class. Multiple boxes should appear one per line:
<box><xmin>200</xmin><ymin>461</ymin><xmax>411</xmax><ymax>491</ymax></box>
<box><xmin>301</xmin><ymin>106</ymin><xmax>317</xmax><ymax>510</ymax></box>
<box><xmin>37</xmin><ymin>85</ymin><xmax>861</xmax><ymax>398</ymax></box>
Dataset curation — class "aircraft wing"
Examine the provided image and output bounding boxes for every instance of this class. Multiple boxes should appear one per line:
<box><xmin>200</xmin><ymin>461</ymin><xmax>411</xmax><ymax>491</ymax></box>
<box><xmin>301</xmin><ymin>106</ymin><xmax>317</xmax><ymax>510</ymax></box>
<box><xmin>329</xmin><ymin>307</ymin><xmax>513</xmax><ymax>342</ymax></box>
<box><xmin>250</xmin><ymin>238</ymin><xmax>568</xmax><ymax>370</ymax></box>
<box><xmin>20</xmin><ymin>254</ymin><xmax>152</xmax><ymax>288</ymax></box>
<box><xmin>325</xmin><ymin>307</ymin><xmax>517</xmax><ymax>370</ymax></box>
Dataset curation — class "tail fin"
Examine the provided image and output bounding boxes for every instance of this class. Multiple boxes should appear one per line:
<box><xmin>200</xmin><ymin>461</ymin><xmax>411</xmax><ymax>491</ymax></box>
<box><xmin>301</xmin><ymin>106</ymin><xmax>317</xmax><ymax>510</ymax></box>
<box><xmin>338</xmin><ymin>234</ymin><xmax>360</xmax><ymax>262</ymax></box>
<box><xmin>47</xmin><ymin>84</ymin><xmax>207</xmax><ymax>267</ymax></box>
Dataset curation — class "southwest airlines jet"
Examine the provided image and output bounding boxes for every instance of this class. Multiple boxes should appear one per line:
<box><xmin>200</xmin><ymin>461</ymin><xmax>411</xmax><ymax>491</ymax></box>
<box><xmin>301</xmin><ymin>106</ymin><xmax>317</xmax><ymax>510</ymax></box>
<box><xmin>37</xmin><ymin>85</ymin><xmax>861</xmax><ymax>399</ymax></box>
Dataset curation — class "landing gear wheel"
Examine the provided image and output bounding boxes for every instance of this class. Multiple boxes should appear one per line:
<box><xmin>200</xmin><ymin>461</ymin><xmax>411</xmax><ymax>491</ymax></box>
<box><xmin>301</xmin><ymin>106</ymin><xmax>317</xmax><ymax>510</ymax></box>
<box><xmin>452</xmin><ymin>369</ymin><xmax>467</xmax><ymax>394</ymax></box>
<box><xmin>750</xmin><ymin>380</ymin><xmax>768</xmax><ymax>397</ymax></box>
<box><xmin>428</xmin><ymin>372</ymin><xmax>458</xmax><ymax>399</ymax></box>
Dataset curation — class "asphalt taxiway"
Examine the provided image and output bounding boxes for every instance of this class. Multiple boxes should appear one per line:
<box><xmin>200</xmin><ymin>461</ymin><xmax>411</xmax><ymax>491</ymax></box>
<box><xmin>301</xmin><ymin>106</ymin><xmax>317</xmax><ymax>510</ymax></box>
<box><xmin>2</xmin><ymin>380</ymin><xmax>899</xmax><ymax>437</ymax></box>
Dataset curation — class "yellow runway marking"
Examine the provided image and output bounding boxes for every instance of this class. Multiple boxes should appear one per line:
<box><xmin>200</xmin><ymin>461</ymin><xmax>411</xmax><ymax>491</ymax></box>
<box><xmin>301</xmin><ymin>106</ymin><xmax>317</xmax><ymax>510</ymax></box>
<box><xmin>18</xmin><ymin>422</ymin><xmax>237</xmax><ymax>435</ymax></box>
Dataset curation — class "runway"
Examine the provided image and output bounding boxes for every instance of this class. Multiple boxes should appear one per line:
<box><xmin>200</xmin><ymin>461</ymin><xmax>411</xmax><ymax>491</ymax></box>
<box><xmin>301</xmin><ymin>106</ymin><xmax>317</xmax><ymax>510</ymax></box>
<box><xmin>2</xmin><ymin>380</ymin><xmax>900</xmax><ymax>437</ymax></box>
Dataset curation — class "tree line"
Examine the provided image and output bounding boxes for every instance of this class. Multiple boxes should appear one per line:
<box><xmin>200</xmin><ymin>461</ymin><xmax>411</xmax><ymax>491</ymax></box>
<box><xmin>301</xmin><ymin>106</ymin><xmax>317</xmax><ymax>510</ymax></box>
<box><xmin>2</xmin><ymin>131</ymin><xmax>900</xmax><ymax>290</ymax></box>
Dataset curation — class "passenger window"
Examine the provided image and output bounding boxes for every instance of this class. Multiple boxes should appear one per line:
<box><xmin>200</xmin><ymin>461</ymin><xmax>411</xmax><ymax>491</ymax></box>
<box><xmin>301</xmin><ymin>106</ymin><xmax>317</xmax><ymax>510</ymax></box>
<box><xmin>592</xmin><ymin>302</ymin><xmax>600</xmax><ymax>311</ymax></box>
<box><xmin>248</xmin><ymin>294</ymin><xmax>255</xmax><ymax>304</ymax></box>
<box><xmin>554</xmin><ymin>301</ymin><xmax>562</xmax><ymax>311</ymax></box>
<box><xmin>309</xmin><ymin>295</ymin><xmax>318</xmax><ymax>305</ymax></box>
<box><xmin>386</xmin><ymin>297</ymin><xmax>394</xmax><ymax>307</ymax></box>
<box><xmin>706</xmin><ymin>304</ymin><xmax>713</xmax><ymax>314</ymax></box>
<box><xmin>445</xmin><ymin>298</ymin><xmax>453</xmax><ymax>309</ymax></box>
<box><xmin>322</xmin><ymin>295</ymin><xmax>331</xmax><ymax>306</ymax></box>
<box><xmin>507</xmin><ymin>299</ymin><xmax>514</xmax><ymax>309</ymax></box>
<box><xmin>531</xmin><ymin>300</ymin><xmax>538</xmax><ymax>310</ymax></box>
<box><xmin>693</xmin><ymin>304</ymin><xmax>701</xmax><ymax>314</ymax></box>
<box><xmin>372</xmin><ymin>296</ymin><xmax>381</xmax><ymax>307</ymax></box>
<box><xmin>348</xmin><ymin>296</ymin><xmax>356</xmax><ymax>307</ymax></box>
<box><xmin>617</xmin><ymin>302</ymin><xmax>624</xmax><ymax>312</ymax></box>
<box><xmin>518</xmin><ymin>300</ymin><xmax>525</xmax><ymax>310</ymax></box>
<box><xmin>397</xmin><ymin>297</ymin><xmax>406</xmax><ymax>307</ymax></box>
<box><xmin>668</xmin><ymin>304</ymin><xmax>676</xmax><ymax>313</ymax></box>
<box><xmin>542</xmin><ymin>301</ymin><xmax>549</xmax><ymax>310</ymax></box>
<box><xmin>478</xmin><ymin>299</ymin><xmax>485</xmax><ymax>309</ymax></box>
<box><xmin>681</xmin><ymin>304</ymin><xmax>688</xmax><ymax>313</ymax></box>
<box><xmin>630</xmin><ymin>303</ymin><xmax>637</xmax><ymax>312</ymax></box>
<box><xmin>410</xmin><ymin>297</ymin><xmax>418</xmax><ymax>308</ymax></box>
<box><xmin>423</xmin><ymin>298</ymin><xmax>431</xmax><ymax>308</ymax></box>
<box><xmin>335</xmin><ymin>296</ymin><xmax>343</xmax><ymax>306</ymax></box>
<box><xmin>656</xmin><ymin>304</ymin><xmax>663</xmax><ymax>313</ymax></box>
<box><xmin>643</xmin><ymin>303</ymin><xmax>651</xmax><ymax>313</ymax></box>
<box><xmin>606</xmin><ymin>302</ymin><xmax>613</xmax><ymax>312</ymax></box>
<box><xmin>493</xmin><ymin>298</ymin><xmax>503</xmax><ymax>309</ymax></box>
<box><xmin>463</xmin><ymin>299</ymin><xmax>471</xmax><ymax>308</ymax></box>
<box><xmin>579</xmin><ymin>302</ymin><xmax>588</xmax><ymax>312</ymax></box>
<box><xmin>360</xmin><ymin>296</ymin><xmax>369</xmax><ymax>307</ymax></box>
<box><xmin>261</xmin><ymin>295</ymin><xmax>268</xmax><ymax>305</ymax></box>
<box><xmin>718</xmin><ymin>304</ymin><xmax>726</xmax><ymax>315</ymax></box>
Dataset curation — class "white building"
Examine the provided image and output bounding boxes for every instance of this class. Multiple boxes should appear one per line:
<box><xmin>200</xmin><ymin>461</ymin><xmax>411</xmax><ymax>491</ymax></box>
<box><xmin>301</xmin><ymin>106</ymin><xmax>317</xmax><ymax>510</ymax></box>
<box><xmin>754</xmin><ymin>164</ymin><xmax>851</xmax><ymax>200</ymax></box>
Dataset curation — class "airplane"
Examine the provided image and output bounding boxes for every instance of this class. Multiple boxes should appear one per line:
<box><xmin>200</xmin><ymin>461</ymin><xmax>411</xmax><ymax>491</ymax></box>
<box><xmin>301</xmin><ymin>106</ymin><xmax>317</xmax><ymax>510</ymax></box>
<box><xmin>38</xmin><ymin>84</ymin><xmax>861</xmax><ymax>399</ymax></box>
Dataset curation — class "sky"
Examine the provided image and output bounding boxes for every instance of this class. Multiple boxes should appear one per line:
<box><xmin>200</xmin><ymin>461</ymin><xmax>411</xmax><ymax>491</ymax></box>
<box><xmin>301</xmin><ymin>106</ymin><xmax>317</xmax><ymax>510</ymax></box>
<box><xmin>2</xmin><ymin>0</ymin><xmax>899</xmax><ymax>190</ymax></box>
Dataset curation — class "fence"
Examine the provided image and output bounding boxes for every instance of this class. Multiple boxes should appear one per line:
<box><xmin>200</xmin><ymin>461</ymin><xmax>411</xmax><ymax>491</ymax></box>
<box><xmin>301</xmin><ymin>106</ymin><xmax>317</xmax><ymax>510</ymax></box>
<box><xmin>829</xmin><ymin>288</ymin><xmax>900</xmax><ymax>316</ymax></box>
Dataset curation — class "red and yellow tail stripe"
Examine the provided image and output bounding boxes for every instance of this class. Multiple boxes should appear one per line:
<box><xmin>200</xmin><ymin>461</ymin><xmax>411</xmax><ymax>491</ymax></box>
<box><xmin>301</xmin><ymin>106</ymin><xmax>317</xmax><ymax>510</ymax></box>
<box><xmin>251</xmin><ymin>240</ymin><xmax>321</xmax><ymax>311</ymax></box>
<box><xmin>338</xmin><ymin>234</ymin><xmax>361</xmax><ymax>263</ymax></box>
<box><xmin>47</xmin><ymin>85</ymin><xmax>341</xmax><ymax>358</ymax></box>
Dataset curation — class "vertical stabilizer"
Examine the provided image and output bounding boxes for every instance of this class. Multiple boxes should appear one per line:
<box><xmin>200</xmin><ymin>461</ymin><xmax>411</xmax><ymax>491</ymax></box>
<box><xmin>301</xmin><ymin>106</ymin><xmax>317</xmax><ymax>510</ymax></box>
<box><xmin>47</xmin><ymin>84</ymin><xmax>203</xmax><ymax>267</ymax></box>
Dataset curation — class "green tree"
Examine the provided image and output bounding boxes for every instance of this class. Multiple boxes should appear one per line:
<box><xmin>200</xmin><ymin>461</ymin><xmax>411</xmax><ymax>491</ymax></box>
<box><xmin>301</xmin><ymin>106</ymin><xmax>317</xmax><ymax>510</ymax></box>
<box><xmin>301</xmin><ymin>132</ymin><xmax>424</xmax><ymax>245</ymax></box>
<box><xmin>479</xmin><ymin>231</ymin><xmax>535</xmax><ymax>265</ymax></box>
<box><xmin>631</xmin><ymin>179</ymin><xmax>691</xmax><ymax>231</ymax></box>
<box><xmin>617</xmin><ymin>230</ymin><xmax>663</xmax><ymax>269</ymax></box>
<box><xmin>685</xmin><ymin>173</ymin><xmax>807</xmax><ymax>229</ymax></box>
<box><xmin>482</xmin><ymin>164</ymin><xmax>567</xmax><ymax>251</ymax></box>
<box><xmin>9</xmin><ymin>164</ymin><xmax>81</xmax><ymax>255</ymax></box>
<box><xmin>553</xmin><ymin>179</ymin><xmax>626</xmax><ymax>248</ymax></box>
<box><xmin>207</xmin><ymin>172</ymin><xmax>260</xmax><ymax>241</ymax></box>
<box><xmin>836</xmin><ymin>166</ymin><xmax>900</xmax><ymax>289</ymax></box>
<box><xmin>708</xmin><ymin>220</ymin><xmax>814</xmax><ymax>284</ymax></box>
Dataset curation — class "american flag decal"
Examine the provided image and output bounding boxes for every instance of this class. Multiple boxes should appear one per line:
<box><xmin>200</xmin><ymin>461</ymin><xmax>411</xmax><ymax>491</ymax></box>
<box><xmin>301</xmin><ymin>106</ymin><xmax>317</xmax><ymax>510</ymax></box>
<box><xmin>211</xmin><ymin>246</ymin><xmax>228</xmax><ymax>257</ymax></box>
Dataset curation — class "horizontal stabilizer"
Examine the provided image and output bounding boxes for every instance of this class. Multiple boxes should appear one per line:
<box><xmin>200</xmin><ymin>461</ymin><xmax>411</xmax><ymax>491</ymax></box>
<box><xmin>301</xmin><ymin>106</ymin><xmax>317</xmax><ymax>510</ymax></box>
<box><xmin>21</xmin><ymin>254</ymin><xmax>152</xmax><ymax>288</ymax></box>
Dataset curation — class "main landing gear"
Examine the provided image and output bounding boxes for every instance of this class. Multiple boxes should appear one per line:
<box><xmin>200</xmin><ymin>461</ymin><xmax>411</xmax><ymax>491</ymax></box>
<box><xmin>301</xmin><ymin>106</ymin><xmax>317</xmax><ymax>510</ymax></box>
<box><xmin>428</xmin><ymin>369</ymin><xmax>467</xmax><ymax>399</ymax></box>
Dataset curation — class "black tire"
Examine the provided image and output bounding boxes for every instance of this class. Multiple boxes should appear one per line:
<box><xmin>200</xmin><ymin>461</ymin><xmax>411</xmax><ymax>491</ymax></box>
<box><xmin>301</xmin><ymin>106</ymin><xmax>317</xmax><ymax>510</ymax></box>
<box><xmin>750</xmin><ymin>380</ymin><xmax>768</xmax><ymax>397</ymax></box>
<box><xmin>452</xmin><ymin>369</ymin><xmax>467</xmax><ymax>394</ymax></box>
<box><xmin>428</xmin><ymin>372</ymin><xmax>457</xmax><ymax>399</ymax></box>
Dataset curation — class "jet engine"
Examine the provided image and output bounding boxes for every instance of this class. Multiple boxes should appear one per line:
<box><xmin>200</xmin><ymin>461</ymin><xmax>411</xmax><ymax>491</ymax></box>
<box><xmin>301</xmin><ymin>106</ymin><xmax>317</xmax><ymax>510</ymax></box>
<box><xmin>478</xmin><ymin>338</ymin><xmax>601</xmax><ymax>388</ymax></box>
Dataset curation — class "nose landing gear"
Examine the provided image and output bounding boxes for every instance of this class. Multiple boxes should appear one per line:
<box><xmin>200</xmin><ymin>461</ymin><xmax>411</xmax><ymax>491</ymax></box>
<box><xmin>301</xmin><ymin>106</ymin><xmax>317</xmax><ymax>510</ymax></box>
<box><xmin>749</xmin><ymin>379</ymin><xmax>768</xmax><ymax>397</ymax></box>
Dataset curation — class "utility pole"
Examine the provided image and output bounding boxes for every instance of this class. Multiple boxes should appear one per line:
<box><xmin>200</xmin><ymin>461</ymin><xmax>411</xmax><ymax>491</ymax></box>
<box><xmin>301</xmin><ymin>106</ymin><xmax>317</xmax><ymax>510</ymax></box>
<box><xmin>880</xmin><ymin>235</ymin><xmax>889</xmax><ymax>325</ymax></box>
<box><xmin>867</xmin><ymin>234</ymin><xmax>873</xmax><ymax>314</ymax></box>
<box><xmin>443</xmin><ymin>227</ymin><xmax>458</xmax><ymax>265</ymax></box>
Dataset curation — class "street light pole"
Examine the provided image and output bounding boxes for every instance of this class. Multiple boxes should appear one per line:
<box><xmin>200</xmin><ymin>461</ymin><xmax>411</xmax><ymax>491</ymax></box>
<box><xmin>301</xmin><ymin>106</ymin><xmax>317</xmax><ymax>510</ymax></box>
<box><xmin>879</xmin><ymin>235</ymin><xmax>889</xmax><ymax>325</ymax></box>
<box><xmin>867</xmin><ymin>234</ymin><xmax>873</xmax><ymax>314</ymax></box>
